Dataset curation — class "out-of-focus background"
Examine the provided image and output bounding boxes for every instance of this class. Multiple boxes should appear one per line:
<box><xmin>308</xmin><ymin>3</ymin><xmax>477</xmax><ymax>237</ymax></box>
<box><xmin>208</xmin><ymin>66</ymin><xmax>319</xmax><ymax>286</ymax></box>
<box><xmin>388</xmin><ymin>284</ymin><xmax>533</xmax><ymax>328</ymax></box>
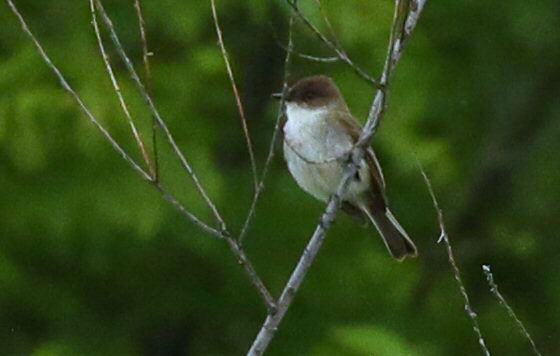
<box><xmin>1</xmin><ymin>1</ymin><xmax>559</xmax><ymax>355</ymax></box>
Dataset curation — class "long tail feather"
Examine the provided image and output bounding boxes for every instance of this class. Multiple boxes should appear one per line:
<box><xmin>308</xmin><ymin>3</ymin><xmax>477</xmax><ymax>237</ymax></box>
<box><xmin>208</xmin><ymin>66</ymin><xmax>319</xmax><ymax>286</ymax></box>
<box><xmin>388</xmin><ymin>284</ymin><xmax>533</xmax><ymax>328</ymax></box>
<box><xmin>362</xmin><ymin>206</ymin><xmax>417</xmax><ymax>261</ymax></box>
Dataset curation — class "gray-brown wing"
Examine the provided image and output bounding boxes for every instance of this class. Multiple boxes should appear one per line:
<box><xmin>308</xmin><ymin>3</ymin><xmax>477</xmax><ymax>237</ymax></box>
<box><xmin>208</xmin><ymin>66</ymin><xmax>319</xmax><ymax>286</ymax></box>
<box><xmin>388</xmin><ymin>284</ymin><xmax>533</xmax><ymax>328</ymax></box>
<box><xmin>334</xmin><ymin>110</ymin><xmax>387</xmax><ymax>212</ymax></box>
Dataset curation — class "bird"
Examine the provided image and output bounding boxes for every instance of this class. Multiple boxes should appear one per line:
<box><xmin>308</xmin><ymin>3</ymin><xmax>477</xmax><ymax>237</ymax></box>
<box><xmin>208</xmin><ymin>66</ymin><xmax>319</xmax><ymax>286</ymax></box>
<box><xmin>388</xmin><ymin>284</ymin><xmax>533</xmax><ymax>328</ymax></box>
<box><xmin>277</xmin><ymin>75</ymin><xmax>417</xmax><ymax>260</ymax></box>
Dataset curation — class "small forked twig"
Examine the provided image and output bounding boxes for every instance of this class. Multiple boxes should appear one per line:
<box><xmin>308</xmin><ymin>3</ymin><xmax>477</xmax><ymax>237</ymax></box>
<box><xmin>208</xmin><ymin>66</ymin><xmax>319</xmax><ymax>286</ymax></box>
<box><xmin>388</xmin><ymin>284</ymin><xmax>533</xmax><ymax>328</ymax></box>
<box><xmin>89</xmin><ymin>0</ymin><xmax>155</xmax><ymax>179</ymax></box>
<box><xmin>133</xmin><ymin>0</ymin><xmax>160</xmax><ymax>183</ymax></box>
<box><xmin>482</xmin><ymin>265</ymin><xmax>542</xmax><ymax>356</ymax></box>
<box><xmin>93</xmin><ymin>0</ymin><xmax>227</xmax><ymax>232</ymax></box>
<box><xmin>4</xmin><ymin>0</ymin><xmax>224</xmax><ymax>239</ymax></box>
<box><xmin>8</xmin><ymin>0</ymin><xmax>277</xmax><ymax>313</ymax></box>
<box><xmin>286</xmin><ymin>0</ymin><xmax>379</xmax><ymax>88</ymax></box>
<box><xmin>271</xmin><ymin>23</ymin><xmax>339</xmax><ymax>63</ymax></box>
<box><xmin>239</xmin><ymin>15</ymin><xmax>295</xmax><ymax>243</ymax></box>
<box><xmin>419</xmin><ymin>165</ymin><xmax>491</xmax><ymax>356</ymax></box>
<box><xmin>93</xmin><ymin>0</ymin><xmax>277</xmax><ymax>312</ymax></box>
<box><xmin>210</xmin><ymin>0</ymin><xmax>259</xmax><ymax>192</ymax></box>
<box><xmin>5</xmin><ymin>0</ymin><xmax>151</xmax><ymax>183</ymax></box>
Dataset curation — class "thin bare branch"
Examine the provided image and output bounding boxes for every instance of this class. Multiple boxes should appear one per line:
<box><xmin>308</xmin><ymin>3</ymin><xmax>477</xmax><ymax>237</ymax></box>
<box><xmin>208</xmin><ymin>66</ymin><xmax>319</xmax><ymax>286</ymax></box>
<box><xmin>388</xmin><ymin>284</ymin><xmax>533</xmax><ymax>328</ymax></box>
<box><xmin>210</xmin><ymin>0</ymin><xmax>259</xmax><ymax>192</ymax></box>
<box><xmin>271</xmin><ymin>23</ymin><xmax>339</xmax><ymax>63</ymax></box>
<box><xmin>93</xmin><ymin>0</ymin><xmax>227</xmax><ymax>232</ymax></box>
<box><xmin>277</xmin><ymin>41</ymin><xmax>338</xmax><ymax>63</ymax></box>
<box><xmin>239</xmin><ymin>16</ymin><xmax>295</xmax><ymax>243</ymax></box>
<box><xmin>89</xmin><ymin>0</ymin><xmax>155</xmax><ymax>178</ymax></box>
<box><xmin>313</xmin><ymin>0</ymin><xmax>342</xmax><ymax>49</ymax></box>
<box><xmin>225</xmin><ymin>237</ymin><xmax>277</xmax><ymax>313</ymax></box>
<box><xmin>419</xmin><ymin>166</ymin><xmax>491</xmax><ymax>356</ymax></box>
<box><xmin>8</xmin><ymin>0</ymin><xmax>277</xmax><ymax>312</ymax></box>
<box><xmin>156</xmin><ymin>185</ymin><xmax>223</xmax><ymax>239</ymax></box>
<box><xmin>359</xmin><ymin>0</ymin><xmax>410</xmax><ymax>144</ymax></box>
<box><xmin>4</xmin><ymin>0</ymin><xmax>228</xmax><ymax>239</ymax></box>
<box><xmin>290</xmin><ymin>51</ymin><xmax>338</xmax><ymax>63</ymax></box>
<box><xmin>286</xmin><ymin>0</ymin><xmax>379</xmax><ymax>88</ymax></box>
<box><xmin>5</xmin><ymin>0</ymin><xmax>151</xmax><ymax>183</ymax></box>
<box><xmin>482</xmin><ymin>265</ymin><xmax>542</xmax><ymax>356</ymax></box>
<box><xmin>133</xmin><ymin>0</ymin><xmax>160</xmax><ymax>183</ymax></box>
<box><xmin>248</xmin><ymin>1</ymin><xmax>428</xmax><ymax>354</ymax></box>
<box><xmin>94</xmin><ymin>0</ymin><xmax>278</xmax><ymax>312</ymax></box>
<box><xmin>248</xmin><ymin>166</ymin><xmax>354</xmax><ymax>356</ymax></box>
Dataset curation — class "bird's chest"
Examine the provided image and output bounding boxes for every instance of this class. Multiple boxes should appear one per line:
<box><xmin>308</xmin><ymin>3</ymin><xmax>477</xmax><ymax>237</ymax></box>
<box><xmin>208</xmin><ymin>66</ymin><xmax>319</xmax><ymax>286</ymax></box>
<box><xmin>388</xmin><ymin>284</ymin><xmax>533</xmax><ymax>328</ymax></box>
<box><xmin>283</xmin><ymin>112</ymin><xmax>350</xmax><ymax>162</ymax></box>
<box><xmin>283</xmin><ymin>109</ymin><xmax>352</xmax><ymax>201</ymax></box>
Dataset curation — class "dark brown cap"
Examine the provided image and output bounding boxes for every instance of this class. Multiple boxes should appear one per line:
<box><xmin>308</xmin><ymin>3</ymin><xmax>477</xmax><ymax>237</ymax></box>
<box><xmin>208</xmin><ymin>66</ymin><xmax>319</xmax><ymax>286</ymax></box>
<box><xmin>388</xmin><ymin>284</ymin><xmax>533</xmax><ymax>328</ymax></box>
<box><xmin>284</xmin><ymin>75</ymin><xmax>342</xmax><ymax>107</ymax></box>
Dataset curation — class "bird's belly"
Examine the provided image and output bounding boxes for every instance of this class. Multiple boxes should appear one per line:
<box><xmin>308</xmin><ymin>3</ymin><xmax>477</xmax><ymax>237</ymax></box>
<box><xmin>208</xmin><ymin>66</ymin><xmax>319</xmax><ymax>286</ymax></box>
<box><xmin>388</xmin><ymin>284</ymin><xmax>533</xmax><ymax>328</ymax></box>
<box><xmin>284</xmin><ymin>142</ymin><xmax>370</xmax><ymax>203</ymax></box>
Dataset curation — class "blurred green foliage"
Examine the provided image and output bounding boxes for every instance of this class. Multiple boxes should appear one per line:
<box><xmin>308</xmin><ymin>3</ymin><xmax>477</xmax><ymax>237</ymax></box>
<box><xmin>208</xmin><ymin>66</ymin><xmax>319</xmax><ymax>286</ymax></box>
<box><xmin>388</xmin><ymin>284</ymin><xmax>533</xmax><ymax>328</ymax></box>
<box><xmin>1</xmin><ymin>0</ymin><xmax>559</xmax><ymax>355</ymax></box>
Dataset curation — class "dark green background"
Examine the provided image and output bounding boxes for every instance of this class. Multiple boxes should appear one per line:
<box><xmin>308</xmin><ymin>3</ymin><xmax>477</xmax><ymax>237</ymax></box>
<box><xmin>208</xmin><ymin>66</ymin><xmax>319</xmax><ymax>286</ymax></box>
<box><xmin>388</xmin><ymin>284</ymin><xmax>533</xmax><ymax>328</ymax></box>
<box><xmin>1</xmin><ymin>1</ymin><xmax>559</xmax><ymax>355</ymax></box>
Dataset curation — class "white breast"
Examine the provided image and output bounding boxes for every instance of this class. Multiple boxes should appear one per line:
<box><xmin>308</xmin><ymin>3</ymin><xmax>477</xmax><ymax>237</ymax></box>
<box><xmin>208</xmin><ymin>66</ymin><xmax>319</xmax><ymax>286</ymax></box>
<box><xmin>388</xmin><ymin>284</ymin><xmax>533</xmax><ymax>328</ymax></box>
<box><xmin>283</xmin><ymin>103</ymin><xmax>370</xmax><ymax>202</ymax></box>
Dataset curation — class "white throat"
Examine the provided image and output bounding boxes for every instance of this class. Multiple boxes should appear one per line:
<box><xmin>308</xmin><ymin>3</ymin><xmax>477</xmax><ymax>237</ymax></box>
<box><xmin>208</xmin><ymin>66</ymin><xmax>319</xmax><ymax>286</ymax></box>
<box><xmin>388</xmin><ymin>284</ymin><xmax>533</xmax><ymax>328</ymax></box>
<box><xmin>285</xmin><ymin>102</ymin><xmax>329</xmax><ymax>127</ymax></box>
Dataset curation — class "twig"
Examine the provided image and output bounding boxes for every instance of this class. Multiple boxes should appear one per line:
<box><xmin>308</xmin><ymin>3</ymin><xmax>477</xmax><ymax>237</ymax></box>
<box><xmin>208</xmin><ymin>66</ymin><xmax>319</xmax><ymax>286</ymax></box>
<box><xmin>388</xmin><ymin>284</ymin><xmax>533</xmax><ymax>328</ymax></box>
<box><xmin>482</xmin><ymin>265</ymin><xmax>542</xmax><ymax>356</ymax></box>
<box><xmin>5</xmin><ymin>0</ymin><xmax>151</xmax><ymax>183</ymax></box>
<box><xmin>156</xmin><ymin>185</ymin><xmax>223</xmax><ymax>239</ymax></box>
<box><xmin>89</xmin><ymin>0</ymin><xmax>155</xmax><ymax>178</ymax></box>
<box><xmin>4</xmin><ymin>0</ymin><xmax>226</xmax><ymax>239</ymax></box>
<box><xmin>133</xmin><ymin>0</ymin><xmax>160</xmax><ymax>183</ymax></box>
<box><xmin>313</xmin><ymin>0</ymin><xmax>342</xmax><ymax>49</ymax></box>
<box><xmin>93</xmin><ymin>0</ymin><xmax>227</xmax><ymax>232</ymax></box>
<box><xmin>8</xmin><ymin>0</ymin><xmax>276</xmax><ymax>313</ymax></box>
<box><xmin>239</xmin><ymin>16</ymin><xmax>295</xmax><ymax>243</ymax></box>
<box><xmin>286</xmin><ymin>0</ymin><xmax>379</xmax><ymax>88</ymax></box>
<box><xmin>210</xmin><ymin>0</ymin><xmax>259</xmax><ymax>192</ymax></box>
<box><xmin>225</xmin><ymin>236</ymin><xmax>277</xmax><ymax>314</ymax></box>
<box><xmin>419</xmin><ymin>167</ymin><xmax>491</xmax><ymax>356</ymax></box>
<box><xmin>360</xmin><ymin>0</ymin><xmax>411</xmax><ymax>144</ymax></box>
<box><xmin>248</xmin><ymin>1</ymin><xmax>428</xmax><ymax>354</ymax></box>
<box><xmin>277</xmin><ymin>41</ymin><xmax>338</xmax><ymax>63</ymax></box>
<box><xmin>291</xmin><ymin>51</ymin><xmax>338</xmax><ymax>63</ymax></box>
<box><xmin>248</xmin><ymin>166</ymin><xmax>355</xmax><ymax>356</ymax></box>
<box><xmin>94</xmin><ymin>0</ymin><xmax>276</xmax><ymax>312</ymax></box>
<box><xmin>271</xmin><ymin>24</ymin><xmax>339</xmax><ymax>63</ymax></box>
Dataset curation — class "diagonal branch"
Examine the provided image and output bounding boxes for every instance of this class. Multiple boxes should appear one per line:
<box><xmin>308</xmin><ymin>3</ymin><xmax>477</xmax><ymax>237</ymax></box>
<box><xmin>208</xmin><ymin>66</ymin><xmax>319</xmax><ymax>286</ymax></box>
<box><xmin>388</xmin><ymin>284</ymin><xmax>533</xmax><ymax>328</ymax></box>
<box><xmin>248</xmin><ymin>1</ymin><xmax>428</xmax><ymax>354</ymax></box>
<box><xmin>89</xmin><ymin>0</ymin><xmax>155</xmax><ymax>179</ymax></box>
<box><xmin>211</xmin><ymin>0</ymin><xmax>259</xmax><ymax>192</ymax></box>
<box><xmin>239</xmin><ymin>16</ymin><xmax>295</xmax><ymax>243</ymax></box>
<box><xmin>482</xmin><ymin>265</ymin><xmax>542</xmax><ymax>356</ymax></box>
<box><xmin>93</xmin><ymin>0</ymin><xmax>227</xmax><ymax>232</ymax></box>
<box><xmin>133</xmin><ymin>0</ymin><xmax>160</xmax><ymax>183</ymax></box>
<box><xmin>420</xmin><ymin>167</ymin><xmax>491</xmax><ymax>356</ymax></box>
<box><xmin>360</xmin><ymin>0</ymin><xmax>413</xmax><ymax>144</ymax></box>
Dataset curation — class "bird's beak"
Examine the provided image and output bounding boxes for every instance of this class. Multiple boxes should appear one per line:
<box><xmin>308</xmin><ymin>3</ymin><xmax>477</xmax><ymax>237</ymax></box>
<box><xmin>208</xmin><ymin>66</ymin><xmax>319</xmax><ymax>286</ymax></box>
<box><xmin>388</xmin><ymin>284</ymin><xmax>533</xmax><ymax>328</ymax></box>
<box><xmin>271</xmin><ymin>92</ymin><xmax>284</xmax><ymax>100</ymax></box>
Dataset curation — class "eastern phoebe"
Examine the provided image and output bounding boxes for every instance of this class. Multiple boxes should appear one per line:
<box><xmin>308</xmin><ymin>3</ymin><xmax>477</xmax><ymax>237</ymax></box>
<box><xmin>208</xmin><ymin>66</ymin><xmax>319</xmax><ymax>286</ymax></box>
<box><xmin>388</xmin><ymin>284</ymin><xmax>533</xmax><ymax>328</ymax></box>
<box><xmin>277</xmin><ymin>75</ymin><xmax>417</xmax><ymax>260</ymax></box>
